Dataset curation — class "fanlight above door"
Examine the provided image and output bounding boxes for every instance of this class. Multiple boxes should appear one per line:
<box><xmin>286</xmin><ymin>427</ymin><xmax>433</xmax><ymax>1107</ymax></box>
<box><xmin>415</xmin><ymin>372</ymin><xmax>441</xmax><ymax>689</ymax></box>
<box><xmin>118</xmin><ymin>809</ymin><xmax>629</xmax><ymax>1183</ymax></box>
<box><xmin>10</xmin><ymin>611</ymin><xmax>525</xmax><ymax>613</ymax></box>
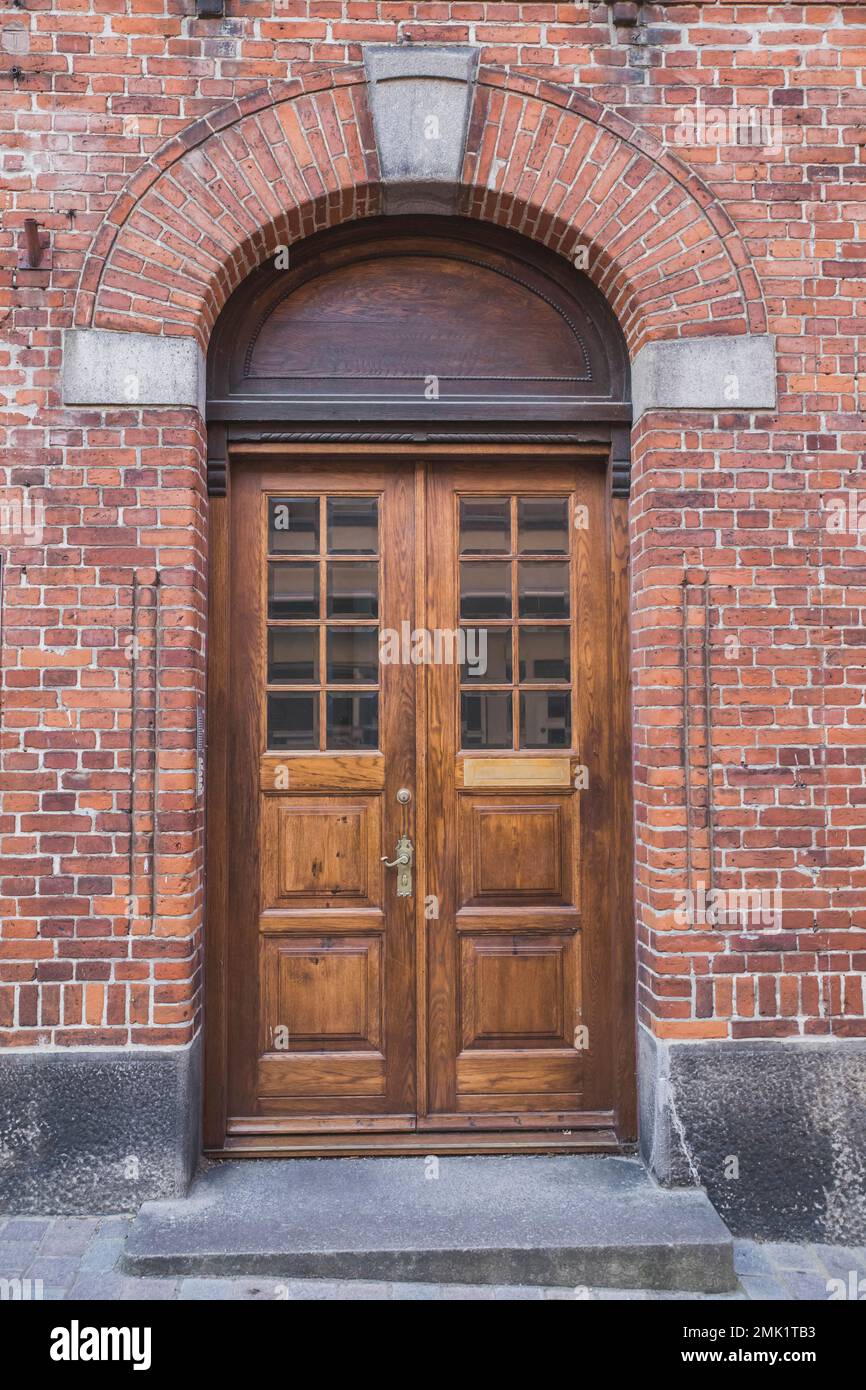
<box><xmin>207</xmin><ymin>219</ymin><xmax>630</xmax><ymax>418</ymax></box>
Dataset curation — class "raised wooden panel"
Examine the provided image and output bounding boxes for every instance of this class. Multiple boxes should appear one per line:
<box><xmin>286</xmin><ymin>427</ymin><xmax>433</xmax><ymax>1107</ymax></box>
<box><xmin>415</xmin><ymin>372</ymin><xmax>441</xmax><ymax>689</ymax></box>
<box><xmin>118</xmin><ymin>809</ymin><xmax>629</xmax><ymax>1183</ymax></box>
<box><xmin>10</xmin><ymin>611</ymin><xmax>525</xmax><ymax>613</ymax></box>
<box><xmin>258</xmin><ymin>1054</ymin><xmax>386</xmax><ymax>1098</ymax></box>
<box><xmin>460</xmin><ymin>934</ymin><xmax>577</xmax><ymax>1050</ymax></box>
<box><xmin>260</xmin><ymin>754</ymin><xmax>385</xmax><ymax>793</ymax></box>
<box><xmin>261</xmin><ymin>796</ymin><xmax>381</xmax><ymax>909</ymax></box>
<box><xmin>260</xmin><ymin>936</ymin><xmax>382</xmax><ymax>1053</ymax></box>
<box><xmin>458</xmin><ymin>796</ymin><xmax>573</xmax><ymax>906</ymax></box>
<box><xmin>456</xmin><ymin>1050</ymin><xmax>581</xmax><ymax>1097</ymax></box>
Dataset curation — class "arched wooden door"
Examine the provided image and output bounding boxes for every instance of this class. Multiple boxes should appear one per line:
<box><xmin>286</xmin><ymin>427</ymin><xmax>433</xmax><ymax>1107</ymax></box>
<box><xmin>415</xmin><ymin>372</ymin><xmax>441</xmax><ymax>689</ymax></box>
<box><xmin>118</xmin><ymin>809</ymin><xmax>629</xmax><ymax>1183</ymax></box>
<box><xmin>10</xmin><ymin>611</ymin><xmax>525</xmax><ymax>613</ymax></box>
<box><xmin>204</xmin><ymin>220</ymin><xmax>635</xmax><ymax>1155</ymax></box>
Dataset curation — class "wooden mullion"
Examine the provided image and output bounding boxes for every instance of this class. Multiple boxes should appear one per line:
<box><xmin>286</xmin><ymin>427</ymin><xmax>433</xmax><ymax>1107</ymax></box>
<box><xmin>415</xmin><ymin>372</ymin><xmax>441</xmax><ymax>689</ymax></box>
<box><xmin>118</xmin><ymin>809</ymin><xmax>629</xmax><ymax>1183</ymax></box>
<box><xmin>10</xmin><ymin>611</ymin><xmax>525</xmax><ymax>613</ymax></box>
<box><xmin>319</xmin><ymin>495</ymin><xmax>326</xmax><ymax>750</ymax></box>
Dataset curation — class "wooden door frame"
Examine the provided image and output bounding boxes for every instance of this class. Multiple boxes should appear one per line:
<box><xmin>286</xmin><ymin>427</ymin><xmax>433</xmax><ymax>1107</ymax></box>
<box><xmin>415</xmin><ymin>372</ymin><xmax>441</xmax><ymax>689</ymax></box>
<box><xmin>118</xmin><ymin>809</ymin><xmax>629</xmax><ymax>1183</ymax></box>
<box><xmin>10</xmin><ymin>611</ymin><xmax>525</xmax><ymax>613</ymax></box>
<box><xmin>203</xmin><ymin>442</ymin><xmax>635</xmax><ymax>1155</ymax></box>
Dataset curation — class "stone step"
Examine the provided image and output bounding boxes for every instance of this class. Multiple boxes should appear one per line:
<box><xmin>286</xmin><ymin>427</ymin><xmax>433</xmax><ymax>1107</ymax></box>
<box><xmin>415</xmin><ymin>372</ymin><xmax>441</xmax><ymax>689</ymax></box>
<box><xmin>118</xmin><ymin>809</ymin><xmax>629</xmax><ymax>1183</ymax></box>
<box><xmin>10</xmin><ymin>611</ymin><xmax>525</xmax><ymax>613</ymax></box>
<box><xmin>123</xmin><ymin>1154</ymin><xmax>736</xmax><ymax>1292</ymax></box>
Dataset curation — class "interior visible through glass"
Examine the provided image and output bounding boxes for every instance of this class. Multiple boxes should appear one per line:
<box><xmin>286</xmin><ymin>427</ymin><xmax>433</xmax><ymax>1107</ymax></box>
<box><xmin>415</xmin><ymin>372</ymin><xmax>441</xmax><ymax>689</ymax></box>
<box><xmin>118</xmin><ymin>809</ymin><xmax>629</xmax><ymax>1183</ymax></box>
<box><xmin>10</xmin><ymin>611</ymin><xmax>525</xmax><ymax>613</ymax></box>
<box><xmin>266</xmin><ymin>495</ymin><xmax>380</xmax><ymax>750</ymax></box>
<box><xmin>458</xmin><ymin>493</ymin><xmax>573</xmax><ymax>751</ymax></box>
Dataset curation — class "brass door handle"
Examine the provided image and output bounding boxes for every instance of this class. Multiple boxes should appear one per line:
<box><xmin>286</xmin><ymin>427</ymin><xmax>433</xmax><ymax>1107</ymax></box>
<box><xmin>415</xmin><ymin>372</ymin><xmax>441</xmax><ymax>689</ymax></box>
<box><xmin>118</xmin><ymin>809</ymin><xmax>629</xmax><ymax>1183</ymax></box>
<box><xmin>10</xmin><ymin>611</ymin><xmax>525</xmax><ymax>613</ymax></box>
<box><xmin>381</xmin><ymin>835</ymin><xmax>413</xmax><ymax>897</ymax></box>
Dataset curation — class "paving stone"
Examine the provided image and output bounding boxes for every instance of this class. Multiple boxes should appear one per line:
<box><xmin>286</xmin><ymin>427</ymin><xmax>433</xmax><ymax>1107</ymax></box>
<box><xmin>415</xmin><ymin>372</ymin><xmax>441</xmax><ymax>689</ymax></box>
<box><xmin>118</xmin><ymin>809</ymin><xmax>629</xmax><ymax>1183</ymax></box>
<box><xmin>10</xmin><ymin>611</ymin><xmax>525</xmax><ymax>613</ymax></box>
<box><xmin>272</xmin><ymin>1280</ymin><xmax>343</xmax><ymax>1301</ymax></box>
<box><xmin>734</xmin><ymin>1240</ymin><xmax>774</xmax><ymax>1276</ymax></box>
<box><xmin>762</xmin><ymin>1242</ymin><xmax>824</xmax><ymax>1273</ymax></box>
<box><xmin>39</xmin><ymin>1217</ymin><xmax>102</xmax><ymax>1256</ymax></box>
<box><xmin>1</xmin><ymin>1219</ymin><xmax>51</xmax><ymax>1241</ymax></box>
<box><xmin>120</xmin><ymin>1277</ymin><xmax>179</xmax><ymax>1300</ymax></box>
<box><xmin>336</xmin><ymin>1281</ymin><xmax>392</xmax><ymax>1300</ymax></box>
<box><xmin>776</xmin><ymin>1270</ymin><xmax>836</xmax><ymax>1300</ymax></box>
<box><xmin>96</xmin><ymin>1216</ymin><xmax>132</xmax><ymax>1239</ymax></box>
<box><xmin>435</xmin><ymin>1282</ymin><xmax>496</xmax><ymax>1300</ymax></box>
<box><xmin>391</xmin><ymin>1282</ymin><xmax>444</xmax><ymax>1299</ymax></box>
<box><xmin>593</xmin><ymin>1288</ymin><xmax>651</xmax><ymax>1300</ymax></box>
<box><xmin>0</xmin><ymin>1242</ymin><xmax>42</xmax><ymax>1274</ymax></box>
<box><xmin>26</xmin><ymin>1257</ymin><xmax>81</xmax><ymax>1286</ymax></box>
<box><xmin>812</xmin><ymin>1245</ymin><xmax>866</xmax><ymax>1283</ymax></box>
<box><xmin>70</xmin><ymin>1273</ymin><xmax>128</xmax><ymax>1301</ymax></box>
<box><xmin>78</xmin><ymin>1237</ymin><xmax>125</xmax><ymax>1274</ymax></box>
<box><xmin>739</xmin><ymin>1274</ymin><xmax>791</xmax><ymax>1300</ymax></box>
<box><xmin>178</xmin><ymin>1278</ymin><xmax>275</xmax><ymax>1301</ymax></box>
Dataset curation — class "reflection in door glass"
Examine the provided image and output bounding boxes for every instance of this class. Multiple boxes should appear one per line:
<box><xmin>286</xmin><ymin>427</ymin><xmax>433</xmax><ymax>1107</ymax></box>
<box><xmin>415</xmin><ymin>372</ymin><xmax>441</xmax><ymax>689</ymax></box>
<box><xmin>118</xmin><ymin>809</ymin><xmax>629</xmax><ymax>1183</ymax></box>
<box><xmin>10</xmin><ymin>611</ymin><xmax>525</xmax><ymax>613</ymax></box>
<box><xmin>517</xmin><ymin>561</ymin><xmax>570</xmax><ymax>619</ymax></box>
<box><xmin>267</xmin><ymin>693</ymin><xmax>318</xmax><ymax>750</ymax></box>
<box><xmin>520</xmin><ymin>691</ymin><xmax>571</xmax><ymax>748</ymax></box>
<box><xmin>268</xmin><ymin>562</ymin><xmax>319</xmax><ymax>619</ymax></box>
<box><xmin>327</xmin><ymin>627</ymin><xmax>379</xmax><ymax>683</ymax></box>
<box><xmin>327</xmin><ymin>693</ymin><xmax>378</xmax><ymax>749</ymax></box>
<box><xmin>519</xmin><ymin>626</ymin><xmax>570</xmax><ymax>683</ymax></box>
<box><xmin>460</xmin><ymin>691</ymin><xmax>512</xmax><ymax>749</ymax></box>
<box><xmin>459</xmin><ymin>498</ymin><xmax>510</xmax><ymax>554</ymax></box>
<box><xmin>268</xmin><ymin>628</ymin><xmax>318</xmax><ymax>683</ymax></box>
<box><xmin>268</xmin><ymin>497</ymin><xmax>319</xmax><ymax>554</ymax></box>
<box><xmin>517</xmin><ymin>496</ymin><xmax>568</xmax><ymax>553</ymax></box>
<box><xmin>327</xmin><ymin>562</ymin><xmax>379</xmax><ymax>618</ymax></box>
<box><xmin>459</xmin><ymin>628</ymin><xmax>512</xmax><ymax>683</ymax></box>
<box><xmin>459</xmin><ymin>562</ymin><xmax>511</xmax><ymax>620</ymax></box>
<box><xmin>327</xmin><ymin>497</ymin><xmax>378</xmax><ymax>555</ymax></box>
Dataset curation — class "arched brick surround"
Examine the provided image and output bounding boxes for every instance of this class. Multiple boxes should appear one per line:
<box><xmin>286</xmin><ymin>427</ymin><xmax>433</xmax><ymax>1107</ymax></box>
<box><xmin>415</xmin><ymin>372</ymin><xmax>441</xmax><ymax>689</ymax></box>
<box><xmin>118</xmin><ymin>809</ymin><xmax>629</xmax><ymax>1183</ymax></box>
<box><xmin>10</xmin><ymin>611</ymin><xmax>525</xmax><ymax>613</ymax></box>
<box><xmin>72</xmin><ymin>66</ymin><xmax>764</xmax><ymax>354</ymax></box>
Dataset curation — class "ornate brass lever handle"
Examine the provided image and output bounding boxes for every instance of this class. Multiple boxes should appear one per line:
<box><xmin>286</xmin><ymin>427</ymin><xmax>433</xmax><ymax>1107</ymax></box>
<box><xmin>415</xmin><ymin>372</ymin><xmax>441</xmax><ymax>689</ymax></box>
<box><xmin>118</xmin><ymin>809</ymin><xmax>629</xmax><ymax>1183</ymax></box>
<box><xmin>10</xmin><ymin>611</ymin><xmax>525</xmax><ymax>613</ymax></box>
<box><xmin>381</xmin><ymin>835</ymin><xmax>413</xmax><ymax>897</ymax></box>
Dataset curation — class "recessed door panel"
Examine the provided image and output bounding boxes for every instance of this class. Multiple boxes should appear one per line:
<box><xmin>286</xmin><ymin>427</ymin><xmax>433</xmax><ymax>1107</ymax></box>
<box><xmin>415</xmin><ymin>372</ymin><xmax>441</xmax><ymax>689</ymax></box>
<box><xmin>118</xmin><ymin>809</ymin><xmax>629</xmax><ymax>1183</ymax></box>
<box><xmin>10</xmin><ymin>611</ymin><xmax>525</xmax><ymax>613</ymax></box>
<box><xmin>225</xmin><ymin>461</ymin><xmax>415</xmax><ymax>1124</ymax></box>
<box><xmin>425</xmin><ymin>462</ymin><xmax>609</xmax><ymax>1122</ymax></box>
<box><xmin>215</xmin><ymin>451</ymin><xmax>625</xmax><ymax>1149</ymax></box>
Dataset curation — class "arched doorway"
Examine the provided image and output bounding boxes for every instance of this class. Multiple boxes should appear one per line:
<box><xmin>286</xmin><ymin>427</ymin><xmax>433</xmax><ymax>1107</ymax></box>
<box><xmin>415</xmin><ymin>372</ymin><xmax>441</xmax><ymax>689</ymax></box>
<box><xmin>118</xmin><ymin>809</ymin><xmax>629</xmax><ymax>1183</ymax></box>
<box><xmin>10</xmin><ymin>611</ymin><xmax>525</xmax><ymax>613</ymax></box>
<box><xmin>203</xmin><ymin>218</ymin><xmax>635</xmax><ymax>1155</ymax></box>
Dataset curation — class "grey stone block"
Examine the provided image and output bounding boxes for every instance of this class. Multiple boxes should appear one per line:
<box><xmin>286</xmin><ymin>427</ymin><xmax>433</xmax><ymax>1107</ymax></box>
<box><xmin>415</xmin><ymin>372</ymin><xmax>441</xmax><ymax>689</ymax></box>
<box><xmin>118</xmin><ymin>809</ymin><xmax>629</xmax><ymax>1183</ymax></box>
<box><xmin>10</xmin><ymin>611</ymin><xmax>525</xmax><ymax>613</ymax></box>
<box><xmin>0</xmin><ymin>1039</ymin><xmax>201</xmax><ymax>1214</ymax></box>
<box><xmin>123</xmin><ymin>1153</ymin><xmax>736</xmax><ymax>1291</ymax></box>
<box><xmin>631</xmin><ymin>334</ymin><xmax>776</xmax><ymax>418</ymax></box>
<box><xmin>62</xmin><ymin>328</ymin><xmax>206</xmax><ymax>413</ymax></box>
<box><xmin>0</xmin><ymin>1244</ymin><xmax>41</xmax><ymax>1275</ymax></box>
<box><xmin>364</xmin><ymin>45</ymin><xmax>478</xmax><ymax>214</ymax></box>
<box><xmin>639</xmin><ymin>1026</ymin><xmax>866</xmax><ymax>1242</ymax></box>
<box><xmin>393</xmin><ymin>1281</ymin><xmax>446</xmax><ymax>1300</ymax></box>
<box><xmin>39</xmin><ymin>1217</ymin><xmax>100</xmax><ymax>1256</ymax></box>
<box><xmin>739</xmin><ymin>1274</ymin><xmax>790</xmax><ymax>1300</ymax></box>
<box><xmin>0</xmin><ymin>1218</ymin><xmax>50</xmax><ymax>1241</ymax></box>
<box><xmin>69</xmin><ymin>1273</ymin><xmax>128</xmax><ymax>1301</ymax></box>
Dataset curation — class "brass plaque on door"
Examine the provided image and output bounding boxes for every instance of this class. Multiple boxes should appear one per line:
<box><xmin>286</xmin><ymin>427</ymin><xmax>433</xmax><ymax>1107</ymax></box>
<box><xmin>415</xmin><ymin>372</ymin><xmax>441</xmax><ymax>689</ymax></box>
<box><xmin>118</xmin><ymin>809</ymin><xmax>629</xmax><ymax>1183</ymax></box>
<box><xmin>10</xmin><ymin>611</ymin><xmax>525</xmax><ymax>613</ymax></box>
<box><xmin>462</xmin><ymin>756</ymin><xmax>572</xmax><ymax>789</ymax></box>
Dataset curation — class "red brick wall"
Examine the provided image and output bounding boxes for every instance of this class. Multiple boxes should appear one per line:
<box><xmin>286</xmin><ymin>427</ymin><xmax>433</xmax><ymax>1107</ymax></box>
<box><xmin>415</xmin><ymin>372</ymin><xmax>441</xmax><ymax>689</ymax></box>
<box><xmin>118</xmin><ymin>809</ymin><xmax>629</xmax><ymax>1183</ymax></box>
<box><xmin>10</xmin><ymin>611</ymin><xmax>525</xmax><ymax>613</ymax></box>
<box><xmin>1</xmin><ymin>2</ymin><xmax>864</xmax><ymax>1047</ymax></box>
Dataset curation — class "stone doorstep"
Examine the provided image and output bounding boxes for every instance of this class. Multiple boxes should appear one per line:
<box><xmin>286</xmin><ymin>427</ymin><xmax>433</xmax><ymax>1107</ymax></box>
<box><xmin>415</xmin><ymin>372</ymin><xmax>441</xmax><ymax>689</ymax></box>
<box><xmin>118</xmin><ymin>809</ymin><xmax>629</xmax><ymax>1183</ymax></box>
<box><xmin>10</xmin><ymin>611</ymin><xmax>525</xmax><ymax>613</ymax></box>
<box><xmin>122</xmin><ymin>1154</ymin><xmax>737</xmax><ymax>1293</ymax></box>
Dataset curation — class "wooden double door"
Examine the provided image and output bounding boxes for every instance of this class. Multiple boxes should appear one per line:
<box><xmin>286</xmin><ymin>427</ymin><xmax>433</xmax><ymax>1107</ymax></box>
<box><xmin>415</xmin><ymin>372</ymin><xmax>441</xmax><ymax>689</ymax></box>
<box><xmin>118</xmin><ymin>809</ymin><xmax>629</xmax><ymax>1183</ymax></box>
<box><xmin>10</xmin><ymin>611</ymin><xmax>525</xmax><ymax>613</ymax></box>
<box><xmin>205</xmin><ymin>448</ymin><xmax>633</xmax><ymax>1154</ymax></box>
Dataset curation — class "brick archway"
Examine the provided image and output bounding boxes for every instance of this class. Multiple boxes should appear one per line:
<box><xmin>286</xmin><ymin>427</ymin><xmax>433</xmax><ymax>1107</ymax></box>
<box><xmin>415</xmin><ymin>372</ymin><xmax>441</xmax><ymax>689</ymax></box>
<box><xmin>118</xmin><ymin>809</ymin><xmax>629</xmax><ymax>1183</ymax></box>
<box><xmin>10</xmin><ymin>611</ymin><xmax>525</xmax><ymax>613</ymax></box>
<box><xmin>53</xmin><ymin>53</ymin><xmax>783</xmax><ymax>1208</ymax></box>
<box><xmin>73</xmin><ymin>64</ymin><xmax>765</xmax><ymax>354</ymax></box>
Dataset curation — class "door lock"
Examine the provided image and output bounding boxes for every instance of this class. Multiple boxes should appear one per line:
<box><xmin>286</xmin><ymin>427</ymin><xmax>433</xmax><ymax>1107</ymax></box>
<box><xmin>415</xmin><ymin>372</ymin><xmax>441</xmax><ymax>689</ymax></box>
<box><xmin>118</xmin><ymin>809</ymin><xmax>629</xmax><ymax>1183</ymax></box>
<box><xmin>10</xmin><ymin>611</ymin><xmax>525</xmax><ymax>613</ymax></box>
<box><xmin>381</xmin><ymin>835</ymin><xmax>413</xmax><ymax>897</ymax></box>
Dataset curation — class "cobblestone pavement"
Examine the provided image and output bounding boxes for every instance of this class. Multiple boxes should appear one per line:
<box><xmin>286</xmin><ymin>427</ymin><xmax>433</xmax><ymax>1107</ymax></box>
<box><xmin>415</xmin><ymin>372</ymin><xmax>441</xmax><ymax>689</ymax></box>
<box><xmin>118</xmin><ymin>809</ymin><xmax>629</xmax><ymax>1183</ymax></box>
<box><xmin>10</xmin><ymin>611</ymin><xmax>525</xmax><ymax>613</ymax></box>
<box><xmin>1</xmin><ymin>1215</ymin><xmax>865</xmax><ymax>1300</ymax></box>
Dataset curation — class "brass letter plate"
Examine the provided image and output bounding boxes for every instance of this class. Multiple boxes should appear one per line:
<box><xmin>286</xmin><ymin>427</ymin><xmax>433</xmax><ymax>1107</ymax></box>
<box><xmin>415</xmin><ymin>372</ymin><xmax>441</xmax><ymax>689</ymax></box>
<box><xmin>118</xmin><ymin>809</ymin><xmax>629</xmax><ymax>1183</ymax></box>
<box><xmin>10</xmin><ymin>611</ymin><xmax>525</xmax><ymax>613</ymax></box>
<box><xmin>462</xmin><ymin>756</ymin><xmax>572</xmax><ymax>789</ymax></box>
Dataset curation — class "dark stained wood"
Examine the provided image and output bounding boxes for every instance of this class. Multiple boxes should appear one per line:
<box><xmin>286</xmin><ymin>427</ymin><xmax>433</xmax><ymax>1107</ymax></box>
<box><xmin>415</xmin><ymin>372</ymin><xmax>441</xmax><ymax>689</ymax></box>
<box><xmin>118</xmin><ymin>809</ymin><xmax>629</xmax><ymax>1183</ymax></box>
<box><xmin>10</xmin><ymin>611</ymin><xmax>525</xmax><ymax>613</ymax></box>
<box><xmin>205</xmin><ymin>445</ymin><xmax>635</xmax><ymax>1153</ymax></box>
<box><xmin>611</xmin><ymin>495</ymin><xmax>638</xmax><ymax>1141</ymax></box>
<box><xmin>424</xmin><ymin>460</ymin><xmax>615</xmax><ymax>1126</ymax></box>
<box><xmin>203</xmin><ymin>222</ymin><xmax>635</xmax><ymax>1155</ymax></box>
<box><xmin>216</xmin><ymin>1130</ymin><xmax>620</xmax><ymax>1157</ymax></box>
<box><xmin>203</xmin><ymin>489</ymin><xmax>229</xmax><ymax>1149</ymax></box>
<box><xmin>217</xmin><ymin>458</ymin><xmax>417</xmax><ymax>1129</ymax></box>
<box><xmin>207</xmin><ymin>217</ymin><xmax>630</xmax><ymax>430</ymax></box>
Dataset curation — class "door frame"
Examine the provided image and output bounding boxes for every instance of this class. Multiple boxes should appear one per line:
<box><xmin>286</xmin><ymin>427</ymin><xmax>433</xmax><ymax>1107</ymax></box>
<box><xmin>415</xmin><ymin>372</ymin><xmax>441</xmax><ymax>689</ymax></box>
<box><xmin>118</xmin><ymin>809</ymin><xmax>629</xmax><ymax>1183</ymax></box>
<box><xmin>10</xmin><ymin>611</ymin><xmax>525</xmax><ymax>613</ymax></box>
<box><xmin>203</xmin><ymin>442</ymin><xmax>635</xmax><ymax>1156</ymax></box>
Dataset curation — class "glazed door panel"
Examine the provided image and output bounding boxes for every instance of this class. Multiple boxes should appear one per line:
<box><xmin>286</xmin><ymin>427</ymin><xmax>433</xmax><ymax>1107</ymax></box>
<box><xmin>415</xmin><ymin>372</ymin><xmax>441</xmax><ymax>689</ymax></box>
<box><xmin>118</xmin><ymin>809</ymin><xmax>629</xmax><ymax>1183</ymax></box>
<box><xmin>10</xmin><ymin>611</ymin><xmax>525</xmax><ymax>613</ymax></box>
<box><xmin>423</xmin><ymin>462</ymin><xmax>613</xmax><ymax>1127</ymax></box>
<box><xmin>214</xmin><ymin>451</ymin><xmax>624</xmax><ymax>1150</ymax></box>
<box><xmin>225</xmin><ymin>461</ymin><xmax>416</xmax><ymax>1128</ymax></box>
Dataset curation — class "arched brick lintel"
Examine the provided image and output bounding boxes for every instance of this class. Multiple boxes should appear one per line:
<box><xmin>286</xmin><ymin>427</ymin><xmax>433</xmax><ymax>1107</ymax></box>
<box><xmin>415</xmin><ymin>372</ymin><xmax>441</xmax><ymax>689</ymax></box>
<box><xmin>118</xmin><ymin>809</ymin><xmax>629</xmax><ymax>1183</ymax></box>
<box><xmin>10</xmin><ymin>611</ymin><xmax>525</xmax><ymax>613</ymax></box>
<box><xmin>73</xmin><ymin>63</ymin><xmax>767</xmax><ymax>353</ymax></box>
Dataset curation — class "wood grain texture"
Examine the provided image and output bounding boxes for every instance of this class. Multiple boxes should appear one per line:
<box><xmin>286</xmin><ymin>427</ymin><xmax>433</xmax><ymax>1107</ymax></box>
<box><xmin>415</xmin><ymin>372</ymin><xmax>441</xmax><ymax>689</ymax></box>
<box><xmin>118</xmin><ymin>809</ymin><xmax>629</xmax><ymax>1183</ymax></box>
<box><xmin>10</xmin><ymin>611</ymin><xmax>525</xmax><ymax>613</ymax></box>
<box><xmin>206</xmin><ymin>446</ymin><xmax>634</xmax><ymax>1152</ymax></box>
